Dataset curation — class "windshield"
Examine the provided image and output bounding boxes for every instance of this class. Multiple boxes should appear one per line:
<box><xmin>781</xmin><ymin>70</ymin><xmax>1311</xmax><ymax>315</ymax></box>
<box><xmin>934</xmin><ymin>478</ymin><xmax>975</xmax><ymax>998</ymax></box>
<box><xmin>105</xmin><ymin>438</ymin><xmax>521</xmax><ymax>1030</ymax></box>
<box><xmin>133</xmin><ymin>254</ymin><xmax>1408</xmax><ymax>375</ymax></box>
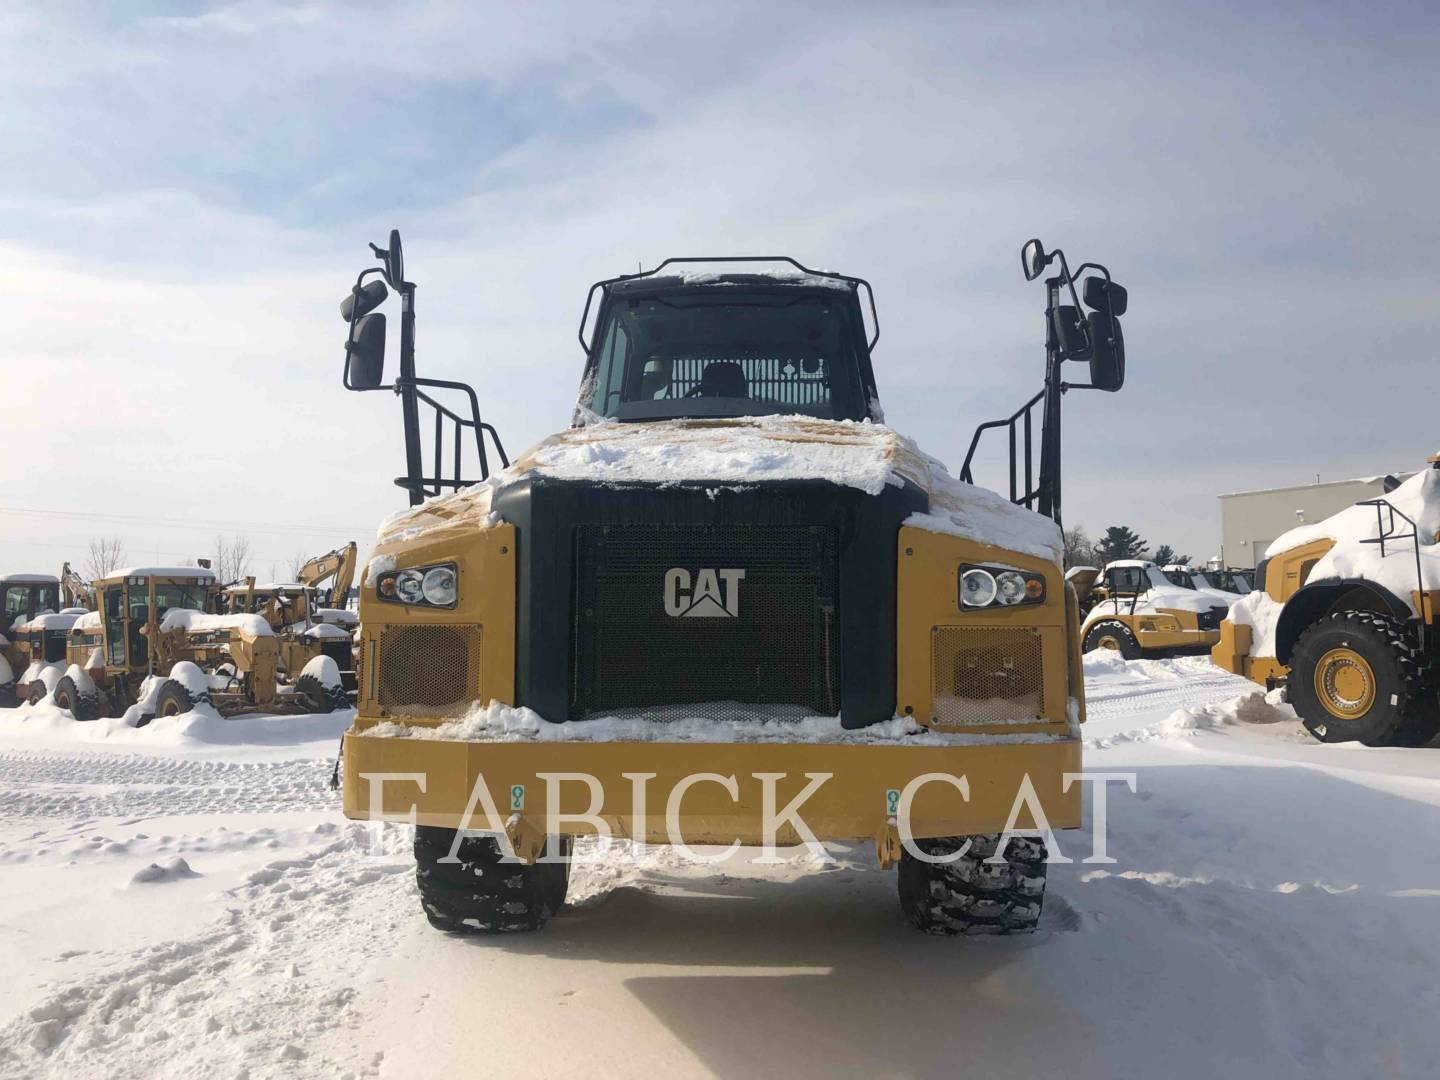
<box><xmin>4</xmin><ymin>584</ymin><xmax>58</xmax><ymax>621</ymax></box>
<box><xmin>587</xmin><ymin>291</ymin><xmax>868</xmax><ymax>422</ymax></box>
<box><xmin>1162</xmin><ymin>569</ymin><xmax>1197</xmax><ymax>589</ymax></box>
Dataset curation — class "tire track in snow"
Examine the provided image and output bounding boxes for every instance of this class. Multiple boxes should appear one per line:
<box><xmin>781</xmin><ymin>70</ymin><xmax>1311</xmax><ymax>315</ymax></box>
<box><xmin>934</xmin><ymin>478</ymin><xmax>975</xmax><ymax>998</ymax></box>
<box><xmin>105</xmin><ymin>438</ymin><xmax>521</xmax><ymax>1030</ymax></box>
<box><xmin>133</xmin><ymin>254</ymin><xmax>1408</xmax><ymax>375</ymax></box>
<box><xmin>0</xmin><ymin>751</ymin><xmax>338</xmax><ymax>821</ymax></box>
<box><xmin>0</xmin><ymin>823</ymin><xmax>414</xmax><ymax>1080</ymax></box>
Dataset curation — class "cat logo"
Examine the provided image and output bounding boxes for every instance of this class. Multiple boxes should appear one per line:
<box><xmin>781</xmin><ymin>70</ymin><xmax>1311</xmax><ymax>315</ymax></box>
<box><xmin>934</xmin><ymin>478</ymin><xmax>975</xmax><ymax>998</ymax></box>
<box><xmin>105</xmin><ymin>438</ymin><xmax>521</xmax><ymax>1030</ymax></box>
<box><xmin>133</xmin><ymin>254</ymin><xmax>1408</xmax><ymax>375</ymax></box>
<box><xmin>663</xmin><ymin>568</ymin><xmax>746</xmax><ymax>618</ymax></box>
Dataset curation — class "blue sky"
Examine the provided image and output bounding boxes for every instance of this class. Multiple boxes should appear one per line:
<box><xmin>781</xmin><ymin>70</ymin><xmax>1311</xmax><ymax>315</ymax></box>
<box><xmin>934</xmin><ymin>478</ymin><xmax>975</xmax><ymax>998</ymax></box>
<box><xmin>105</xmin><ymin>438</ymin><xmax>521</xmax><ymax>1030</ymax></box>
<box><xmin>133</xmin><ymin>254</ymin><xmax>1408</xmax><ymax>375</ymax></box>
<box><xmin>4</xmin><ymin>0</ymin><xmax>1439</xmax><ymax>574</ymax></box>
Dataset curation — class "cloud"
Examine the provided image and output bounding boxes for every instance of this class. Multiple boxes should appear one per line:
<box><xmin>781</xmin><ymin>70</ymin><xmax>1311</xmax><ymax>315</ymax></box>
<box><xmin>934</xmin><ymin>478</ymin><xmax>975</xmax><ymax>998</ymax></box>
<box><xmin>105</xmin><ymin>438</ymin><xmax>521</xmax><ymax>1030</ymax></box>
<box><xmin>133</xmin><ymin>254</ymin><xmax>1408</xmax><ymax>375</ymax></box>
<box><xmin>3</xmin><ymin>1</ymin><xmax>1439</xmax><ymax>571</ymax></box>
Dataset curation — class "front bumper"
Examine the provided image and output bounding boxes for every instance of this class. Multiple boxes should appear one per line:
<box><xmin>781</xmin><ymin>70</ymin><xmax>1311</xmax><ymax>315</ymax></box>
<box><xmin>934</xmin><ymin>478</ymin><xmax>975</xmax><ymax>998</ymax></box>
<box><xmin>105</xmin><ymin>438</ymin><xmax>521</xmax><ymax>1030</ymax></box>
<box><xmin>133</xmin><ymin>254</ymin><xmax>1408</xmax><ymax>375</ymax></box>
<box><xmin>342</xmin><ymin>729</ymin><xmax>1082</xmax><ymax>863</ymax></box>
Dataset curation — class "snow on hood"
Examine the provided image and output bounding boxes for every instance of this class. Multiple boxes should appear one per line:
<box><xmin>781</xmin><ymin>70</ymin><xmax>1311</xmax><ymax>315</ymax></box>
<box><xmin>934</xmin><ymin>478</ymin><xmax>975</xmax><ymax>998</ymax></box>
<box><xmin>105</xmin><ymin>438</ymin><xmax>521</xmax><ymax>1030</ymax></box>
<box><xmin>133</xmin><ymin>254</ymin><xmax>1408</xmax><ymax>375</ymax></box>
<box><xmin>73</xmin><ymin>611</ymin><xmax>102</xmax><ymax>631</ymax></box>
<box><xmin>1266</xmin><ymin>466</ymin><xmax>1440</xmax><ymax>606</ymax></box>
<box><xmin>375</xmin><ymin>416</ymin><xmax>1063</xmax><ymax>564</ymax></box>
<box><xmin>159</xmin><ymin>609</ymin><xmax>274</xmax><ymax>638</ymax></box>
<box><xmin>15</xmin><ymin>612</ymin><xmax>82</xmax><ymax>632</ymax></box>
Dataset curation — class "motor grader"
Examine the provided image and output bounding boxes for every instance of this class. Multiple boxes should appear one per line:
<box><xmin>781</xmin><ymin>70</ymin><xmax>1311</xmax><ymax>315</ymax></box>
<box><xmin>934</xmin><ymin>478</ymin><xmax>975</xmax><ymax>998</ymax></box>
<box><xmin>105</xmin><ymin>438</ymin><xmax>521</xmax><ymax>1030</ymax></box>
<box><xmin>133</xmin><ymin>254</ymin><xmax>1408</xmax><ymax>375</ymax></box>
<box><xmin>335</xmin><ymin>232</ymin><xmax>1128</xmax><ymax>935</ymax></box>
<box><xmin>43</xmin><ymin>566</ymin><xmax>348</xmax><ymax>722</ymax></box>
<box><xmin>0</xmin><ymin>573</ymin><xmax>65</xmax><ymax>706</ymax></box>
<box><xmin>221</xmin><ymin>542</ymin><xmax>359</xmax><ymax>708</ymax></box>
<box><xmin>1069</xmin><ymin>560</ymin><xmax>1229</xmax><ymax>659</ymax></box>
<box><xmin>1212</xmin><ymin>459</ymin><xmax>1440</xmax><ymax>747</ymax></box>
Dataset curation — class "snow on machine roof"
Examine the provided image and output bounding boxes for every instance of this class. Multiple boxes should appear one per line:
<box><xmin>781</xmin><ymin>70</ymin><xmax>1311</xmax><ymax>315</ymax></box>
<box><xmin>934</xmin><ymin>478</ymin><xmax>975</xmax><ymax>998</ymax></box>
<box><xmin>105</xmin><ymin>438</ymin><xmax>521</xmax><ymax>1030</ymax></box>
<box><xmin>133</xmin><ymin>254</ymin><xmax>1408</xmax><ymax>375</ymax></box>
<box><xmin>0</xmin><ymin>573</ymin><xmax>59</xmax><ymax>585</ymax></box>
<box><xmin>107</xmin><ymin>567</ymin><xmax>217</xmax><ymax>581</ymax></box>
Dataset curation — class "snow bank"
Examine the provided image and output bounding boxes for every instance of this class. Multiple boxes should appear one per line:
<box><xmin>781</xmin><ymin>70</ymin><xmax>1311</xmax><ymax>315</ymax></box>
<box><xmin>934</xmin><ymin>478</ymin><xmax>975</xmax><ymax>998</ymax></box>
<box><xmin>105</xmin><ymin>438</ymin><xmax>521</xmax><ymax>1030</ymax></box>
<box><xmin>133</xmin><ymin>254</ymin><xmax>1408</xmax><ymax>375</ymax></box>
<box><xmin>376</xmin><ymin>415</ymin><xmax>1063</xmax><ymax>563</ymax></box>
<box><xmin>364</xmin><ymin>700</ymin><xmax>1070</xmax><ymax>746</ymax></box>
<box><xmin>1227</xmin><ymin>589</ymin><xmax>1284</xmax><ymax>656</ymax></box>
<box><xmin>159</xmin><ymin>609</ymin><xmax>274</xmax><ymax>638</ymax></box>
<box><xmin>1266</xmin><ymin>466</ymin><xmax>1440</xmax><ymax>610</ymax></box>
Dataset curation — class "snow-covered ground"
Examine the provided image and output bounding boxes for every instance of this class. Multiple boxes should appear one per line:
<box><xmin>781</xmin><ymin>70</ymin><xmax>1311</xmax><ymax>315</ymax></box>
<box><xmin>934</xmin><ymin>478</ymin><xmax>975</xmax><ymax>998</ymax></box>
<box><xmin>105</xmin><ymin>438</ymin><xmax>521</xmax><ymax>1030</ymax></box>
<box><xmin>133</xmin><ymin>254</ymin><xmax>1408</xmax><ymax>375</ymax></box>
<box><xmin>3</xmin><ymin>660</ymin><xmax>1440</xmax><ymax>1078</ymax></box>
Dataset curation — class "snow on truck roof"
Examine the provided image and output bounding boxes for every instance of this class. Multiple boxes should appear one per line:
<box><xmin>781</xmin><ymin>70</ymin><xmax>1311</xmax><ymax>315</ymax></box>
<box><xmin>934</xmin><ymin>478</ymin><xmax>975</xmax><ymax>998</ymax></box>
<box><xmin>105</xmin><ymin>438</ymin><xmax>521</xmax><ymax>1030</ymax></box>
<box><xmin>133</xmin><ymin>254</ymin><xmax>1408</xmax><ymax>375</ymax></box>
<box><xmin>374</xmin><ymin>416</ymin><xmax>1065</xmax><ymax>564</ymax></box>
<box><xmin>1</xmin><ymin>574</ymin><xmax>59</xmax><ymax>585</ymax></box>
<box><xmin>610</xmin><ymin>267</ymin><xmax>854</xmax><ymax>293</ymax></box>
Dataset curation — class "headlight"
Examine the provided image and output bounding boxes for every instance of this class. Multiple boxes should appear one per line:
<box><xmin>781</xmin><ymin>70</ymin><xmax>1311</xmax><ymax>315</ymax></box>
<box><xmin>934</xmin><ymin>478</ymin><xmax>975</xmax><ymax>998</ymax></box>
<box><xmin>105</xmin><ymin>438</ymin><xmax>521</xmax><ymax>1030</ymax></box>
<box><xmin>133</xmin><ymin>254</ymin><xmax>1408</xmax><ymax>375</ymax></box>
<box><xmin>376</xmin><ymin>562</ymin><xmax>458</xmax><ymax>608</ymax></box>
<box><xmin>960</xmin><ymin>568</ymin><xmax>998</xmax><ymax>607</ymax></box>
<box><xmin>421</xmin><ymin>566</ymin><xmax>457</xmax><ymax>606</ymax></box>
<box><xmin>958</xmin><ymin>564</ymin><xmax>1046</xmax><ymax>610</ymax></box>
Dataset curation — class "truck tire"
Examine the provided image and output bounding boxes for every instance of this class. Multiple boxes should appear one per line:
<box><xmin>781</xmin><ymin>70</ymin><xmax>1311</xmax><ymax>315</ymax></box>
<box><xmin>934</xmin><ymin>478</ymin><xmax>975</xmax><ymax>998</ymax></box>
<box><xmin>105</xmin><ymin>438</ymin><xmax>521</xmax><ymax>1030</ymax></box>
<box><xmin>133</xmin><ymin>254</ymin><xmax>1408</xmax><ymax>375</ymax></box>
<box><xmin>1288</xmin><ymin>610</ymin><xmax>1439</xmax><ymax>747</ymax></box>
<box><xmin>414</xmin><ymin>826</ymin><xmax>570</xmax><ymax>934</ymax></box>
<box><xmin>53</xmin><ymin>676</ymin><xmax>102</xmax><ymax>722</ymax></box>
<box><xmin>1083</xmin><ymin>621</ymin><xmax>1142</xmax><ymax>659</ymax></box>
<box><xmin>294</xmin><ymin>673</ymin><xmax>349</xmax><ymax>714</ymax></box>
<box><xmin>898</xmin><ymin>834</ymin><xmax>1047</xmax><ymax>934</ymax></box>
<box><xmin>26</xmin><ymin>682</ymin><xmax>48</xmax><ymax>706</ymax></box>
<box><xmin>152</xmin><ymin>679</ymin><xmax>198</xmax><ymax>719</ymax></box>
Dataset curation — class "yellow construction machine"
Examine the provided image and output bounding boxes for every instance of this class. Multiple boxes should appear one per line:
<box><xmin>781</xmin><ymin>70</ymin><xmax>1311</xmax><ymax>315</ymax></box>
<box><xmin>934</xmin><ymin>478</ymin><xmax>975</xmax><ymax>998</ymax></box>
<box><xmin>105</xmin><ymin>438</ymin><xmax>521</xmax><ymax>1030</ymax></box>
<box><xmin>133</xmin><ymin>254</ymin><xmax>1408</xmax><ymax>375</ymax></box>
<box><xmin>1212</xmin><ymin>460</ymin><xmax>1440</xmax><ymax>746</ymax></box>
<box><xmin>333</xmin><ymin>232</ymin><xmax>1129</xmax><ymax>934</ymax></box>
<box><xmin>1069</xmin><ymin>560</ymin><xmax>1230</xmax><ymax>658</ymax></box>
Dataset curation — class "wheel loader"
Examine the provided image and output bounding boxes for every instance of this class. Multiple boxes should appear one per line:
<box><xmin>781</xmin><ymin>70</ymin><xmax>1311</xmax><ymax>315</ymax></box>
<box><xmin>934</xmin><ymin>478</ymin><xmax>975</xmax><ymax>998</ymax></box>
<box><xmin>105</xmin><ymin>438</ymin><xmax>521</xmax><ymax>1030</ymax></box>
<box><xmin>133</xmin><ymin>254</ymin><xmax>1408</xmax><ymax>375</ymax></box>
<box><xmin>41</xmin><ymin>566</ymin><xmax>347</xmax><ymax>722</ymax></box>
<box><xmin>334</xmin><ymin>232</ymin><xmax>1129</xmax><ymax>935</ymax></box>
<box><xmin>1069</xmin><ymin>560</ymin><xmax>1229</xmax><ymax>658</ymax></box>
<box><xmin>1212</xmin><ymin>459</ymin><xmax>1440</xmax><ymax>747</ymax></box>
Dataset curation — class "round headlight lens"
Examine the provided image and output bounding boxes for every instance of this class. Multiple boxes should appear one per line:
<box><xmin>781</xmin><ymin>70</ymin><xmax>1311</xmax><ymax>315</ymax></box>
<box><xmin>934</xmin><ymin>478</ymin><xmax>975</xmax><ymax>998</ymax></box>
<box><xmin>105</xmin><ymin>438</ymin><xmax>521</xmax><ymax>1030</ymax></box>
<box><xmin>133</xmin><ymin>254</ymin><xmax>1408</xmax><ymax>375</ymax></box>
<box><xmin>394</xmin><ymin>569</ymin><xmax>424</xmax><ymax>603</ymax></box>
<box><xmin>996</xmin><ymin>571</ymin><xmax>1027</xmax><ymax>605</ymax></box>
<box><xmin>421</xmin><ymin>565</ymin><xmax>457</xmax><ymax>607</ymax></box>
<box><xmin>960</xmin><ymin>568</ymin><xmax>998</xmax><ymax>607</ymax></box>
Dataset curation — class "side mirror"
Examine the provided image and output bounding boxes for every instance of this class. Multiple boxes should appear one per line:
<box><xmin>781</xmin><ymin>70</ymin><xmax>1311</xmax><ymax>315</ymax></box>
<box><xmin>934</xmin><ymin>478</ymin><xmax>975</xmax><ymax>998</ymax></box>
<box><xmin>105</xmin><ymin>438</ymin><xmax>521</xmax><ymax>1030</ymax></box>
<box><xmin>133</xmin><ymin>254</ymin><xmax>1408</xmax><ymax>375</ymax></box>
<box><xmin>346</xmin><ymin>313</ymin><xmax>387</xmax><ymax>389</ymax></box>
<box><xmin>341</xmin><ymin>280</ymin><xmax>388</xmax><ymax>322</ymax></box>
<box><xmin>371</xmin><ymin>228</ymin><xmax>405</xmax><ymax>287</ymax></box>
<box><xmin>1083</xmin><ymin>276</ymin><xmax>1128</xmax><ymax>317</ymax></box>
<box><xmin>1052</xmin><ymin>305</ymin><xmax>1091</xmax><ymax>360</ymax></box>
<box><xmin>1021</xmin><ymin>238</ymin><xmax>1049</xmax><ymax>281</ymax></box>
<box><xmin>1087</xmin><ymin>310</ymin><xmax>1125</xmax><ymax>392</ymax></box>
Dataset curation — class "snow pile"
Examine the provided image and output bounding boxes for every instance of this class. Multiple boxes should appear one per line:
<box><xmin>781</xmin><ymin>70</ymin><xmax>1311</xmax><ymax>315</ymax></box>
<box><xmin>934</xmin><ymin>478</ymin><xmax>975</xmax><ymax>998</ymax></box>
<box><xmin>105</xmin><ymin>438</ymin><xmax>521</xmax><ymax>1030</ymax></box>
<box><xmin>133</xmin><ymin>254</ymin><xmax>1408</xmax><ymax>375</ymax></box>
<box><xmin>376</xmin><ymin>414</ymin><xmax>1062</xmax><ymax>563</ymax></box>
<box><xmin>1266</xmin><ymin>466</ymin><xmax>1440</xmax><ymax>611</ymax></box>
<box><xmin>73</xmin><ymin>611</ymin><xmax>101</xmax><ymax>631</ymax></box>
<box><xmin>301</xmin><ymin>623</ymin><xmax>352</xmax><ymax>641</ymax></box>
<box><xmin>364</xmin><ymin>700</ymin><xmax>1069</xmax><ymax>746</ymax></box>
<box><xmin>1085</xmin><ymin>690</ymin><xmax>1296</xmax><ymax>749</ymax></box>
<box><xmin>159</xmin><ymin>609</ymin><xmax>274</xmax><ymax>638</ymax></box>
<box><xmin>1227</xmin><ymin>589</ymin><xmax>1284</xmax><ymax>656</ymax></box>
<box><xmin>300</xmin><ymin>655</ymin><xmax>343</xmax><ymax>689</ymax></box>
<box><xmin>905</xmin><ymin>448</ymin><xmax>1062</xmax><ymax>562</ymax></box>
<box><xmin>129</xmin><ymin>857</ymin><xmax>200</xmax><ymax>885</ymax></box>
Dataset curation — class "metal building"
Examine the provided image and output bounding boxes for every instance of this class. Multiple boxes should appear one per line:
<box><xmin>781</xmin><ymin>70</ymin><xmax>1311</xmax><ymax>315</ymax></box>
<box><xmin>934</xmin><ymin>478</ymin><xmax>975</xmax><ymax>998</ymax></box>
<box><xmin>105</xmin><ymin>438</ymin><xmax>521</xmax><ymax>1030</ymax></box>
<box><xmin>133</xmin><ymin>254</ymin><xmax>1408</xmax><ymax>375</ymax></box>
<box><xmin>1218</xmin><ymin>473</ymin><xmax>1412</xmax><ymax>569</ymax></box>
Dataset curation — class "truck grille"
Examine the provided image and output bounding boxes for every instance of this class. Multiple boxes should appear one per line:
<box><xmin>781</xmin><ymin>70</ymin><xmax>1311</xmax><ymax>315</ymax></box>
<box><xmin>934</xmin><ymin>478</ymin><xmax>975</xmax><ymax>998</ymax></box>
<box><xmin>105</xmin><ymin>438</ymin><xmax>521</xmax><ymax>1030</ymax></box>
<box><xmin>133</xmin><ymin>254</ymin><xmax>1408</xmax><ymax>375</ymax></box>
<box><xmin>377</xmin><ymin>625</ymin><xmax>481</xmax><ymax>713</ymax></box>
<box><xmin>931</xmin><ymin>627</ymin><xmax>1045</xmax><ymax>726</ymax></box>
<box><xmin>572</xmin><ymin>524</ymin><xmax>840</xmax><ymax>718</ymax></box>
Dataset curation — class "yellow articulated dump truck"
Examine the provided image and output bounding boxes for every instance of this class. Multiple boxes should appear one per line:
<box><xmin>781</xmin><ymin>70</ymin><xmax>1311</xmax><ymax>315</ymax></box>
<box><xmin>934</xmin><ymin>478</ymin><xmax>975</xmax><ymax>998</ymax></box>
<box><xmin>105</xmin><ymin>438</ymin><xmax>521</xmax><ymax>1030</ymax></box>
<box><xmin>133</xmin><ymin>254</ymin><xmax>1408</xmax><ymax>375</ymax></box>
<box><xmin>335</xmin><ymin>232</ymin><xmax>1129</xmax><ymax>935</ymax></box>
<box><xmin>1213</xmin><ymin>460</ymin><xmax>1440</xmax><ymax>747</ymax></box>
<box><xmin>1069</xmin><ymin>560</ymin><xmax>1230</xmax><ymax>659</ymax></box>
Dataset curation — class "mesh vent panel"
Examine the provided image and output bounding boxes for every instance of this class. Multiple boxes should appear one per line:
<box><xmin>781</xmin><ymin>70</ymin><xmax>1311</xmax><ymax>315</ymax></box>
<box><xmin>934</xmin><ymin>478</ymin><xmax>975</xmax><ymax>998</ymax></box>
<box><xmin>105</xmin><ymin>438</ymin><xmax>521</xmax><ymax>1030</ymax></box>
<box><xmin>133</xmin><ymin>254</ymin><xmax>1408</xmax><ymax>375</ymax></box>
<box><xmin>573</xmin><ymin>525</ymin><xmax>839</xmax><ymax>718</ymax></box>
<box><xmin>931</xmin><ymin>627</ymin><xmax>1045</xmax><ymax>726</ymax></box>
<box><xmin>378</xmin><ymin>625</ymin><xmax>481</xmax><ymax>713</ymax></box>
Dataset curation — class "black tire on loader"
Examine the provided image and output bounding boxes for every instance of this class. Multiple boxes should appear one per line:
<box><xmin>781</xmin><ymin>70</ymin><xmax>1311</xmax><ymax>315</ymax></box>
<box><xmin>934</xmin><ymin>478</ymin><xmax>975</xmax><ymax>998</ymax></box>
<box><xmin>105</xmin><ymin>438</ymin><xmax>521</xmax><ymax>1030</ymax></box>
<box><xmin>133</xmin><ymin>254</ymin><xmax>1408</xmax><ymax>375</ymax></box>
<box><xmin>414</xmin><ymin>827</ymin><xmax>570</xmax><ymax>934</ymax></box>
<box><xmin>1083</xmin><ymin>620</ymin><xmax>1142</xmax><ymax>659</ymax></box>
<box><xmin>1287</xmin><ymin>610</ymin><xmax>1440</xmax><ymax>748</ymax></box>
<box><xmin>53</xmin><ymin>675</ymin><xmax>103</xmax><ymax>722</ymax></box>
<box><xmin>294</xmin><ymin>673</ymin><xmax>349</xmax><ymax>714</ymax></box>
<box><xmin>898</xmin><ymin>834</ymin><xmax>1048</xmax><ymax>935</ymax></box>
<box><xmin>26</xmin><ymin>681</ymin><xmax>49</xmax><ymax>706</ymax></box>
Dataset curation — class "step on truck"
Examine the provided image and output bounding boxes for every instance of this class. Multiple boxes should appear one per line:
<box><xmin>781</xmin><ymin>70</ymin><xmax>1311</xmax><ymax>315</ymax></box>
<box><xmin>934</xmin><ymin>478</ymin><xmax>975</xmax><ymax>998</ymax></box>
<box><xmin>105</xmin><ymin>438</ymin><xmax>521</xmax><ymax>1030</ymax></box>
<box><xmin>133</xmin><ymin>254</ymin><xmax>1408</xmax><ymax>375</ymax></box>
<box><xmin>336</xmin><ymin>233</ymin><xmax>1129</xmax><ymax>934</ymax></box>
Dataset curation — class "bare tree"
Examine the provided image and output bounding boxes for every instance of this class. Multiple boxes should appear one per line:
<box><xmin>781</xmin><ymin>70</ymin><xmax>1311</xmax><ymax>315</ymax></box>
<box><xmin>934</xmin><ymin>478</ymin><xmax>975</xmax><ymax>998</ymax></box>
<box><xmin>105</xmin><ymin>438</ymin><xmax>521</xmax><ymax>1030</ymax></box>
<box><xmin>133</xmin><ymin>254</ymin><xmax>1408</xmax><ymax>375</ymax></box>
<box><xmin>1061</xmin><ymin>525</ymin><xmax>1096</xmax><ymax>569</ymax></box>
<box><xmin>287</xmin><ymin>550</ymin><xmax>309</xmax><ymax>582</ymax></box>
<box><xmin>212</xmin><ymin>534</ymin><xmax>254</xmax><ymax>584</ymax></box>
<box><xmin>84</xmin><ymin>536</ymin><xmax>128</xmax><ymax>579</ymax></box>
